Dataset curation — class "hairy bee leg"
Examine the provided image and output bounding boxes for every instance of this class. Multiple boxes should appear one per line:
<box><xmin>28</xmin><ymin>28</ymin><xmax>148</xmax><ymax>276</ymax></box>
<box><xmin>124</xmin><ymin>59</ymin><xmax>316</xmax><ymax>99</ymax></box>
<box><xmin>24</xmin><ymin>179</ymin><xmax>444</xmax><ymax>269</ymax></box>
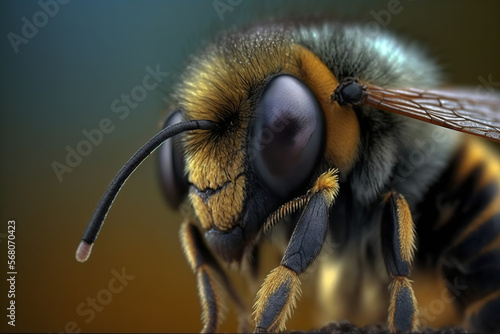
<box><xmin>381</xmin><ymin>191</ymin><xmax>419</xmax><ymax>332</ymax></box>
<box><xmin>253</xmin><ymin>265</ymin><xmax>302</xmax><ymax>333</ymax></box>
<box><xmin>253</xmin><ymin>193</ymin><xmax>329</xmax><ymax>332</ymax></box>
<box><xmin>253</xmin><ymin>170</ymin><xmax>339</xmax><ymax>333</ymax></box>
<box><xmin>180</xmin><ymin>222</ymin><xmax>248</xmax><ymax>333</ymax></box>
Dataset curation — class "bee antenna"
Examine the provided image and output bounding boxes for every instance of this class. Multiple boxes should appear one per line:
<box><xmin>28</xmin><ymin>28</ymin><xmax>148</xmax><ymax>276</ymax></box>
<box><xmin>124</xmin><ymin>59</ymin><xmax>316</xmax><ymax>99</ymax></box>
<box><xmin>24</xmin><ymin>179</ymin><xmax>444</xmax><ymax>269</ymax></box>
<box><xmin>75</xmin><ymin>119</ymin><xmax>217</xmax><ymax>263</ymax></box>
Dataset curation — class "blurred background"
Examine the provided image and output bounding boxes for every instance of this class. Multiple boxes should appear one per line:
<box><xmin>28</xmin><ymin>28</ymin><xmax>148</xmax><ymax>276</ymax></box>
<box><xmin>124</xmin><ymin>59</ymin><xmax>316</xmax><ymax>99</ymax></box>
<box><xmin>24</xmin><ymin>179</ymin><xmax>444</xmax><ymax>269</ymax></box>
<box><xmin>0</xmin><ymin>0</ymin><xmax>499</xmax><ymax>332</ymax></box>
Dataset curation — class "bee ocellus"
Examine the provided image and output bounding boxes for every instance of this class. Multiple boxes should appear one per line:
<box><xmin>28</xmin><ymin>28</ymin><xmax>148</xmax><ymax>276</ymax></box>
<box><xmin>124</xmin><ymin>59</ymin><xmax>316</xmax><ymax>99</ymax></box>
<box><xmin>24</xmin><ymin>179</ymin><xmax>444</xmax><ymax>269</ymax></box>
<box><xmin>75</xmin><ymin>20</ymin><xmax>500</xmax><ymax>333</ymax></box>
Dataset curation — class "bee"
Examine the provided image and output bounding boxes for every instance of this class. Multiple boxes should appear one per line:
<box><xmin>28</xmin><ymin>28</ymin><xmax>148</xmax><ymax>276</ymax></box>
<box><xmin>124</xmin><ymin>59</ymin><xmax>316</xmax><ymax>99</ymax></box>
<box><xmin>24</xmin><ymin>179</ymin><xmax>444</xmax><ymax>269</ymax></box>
<box><xmin>76</xmin><ymin>20</ymin><xmax>500</xmax><ymax>333</ymax></box>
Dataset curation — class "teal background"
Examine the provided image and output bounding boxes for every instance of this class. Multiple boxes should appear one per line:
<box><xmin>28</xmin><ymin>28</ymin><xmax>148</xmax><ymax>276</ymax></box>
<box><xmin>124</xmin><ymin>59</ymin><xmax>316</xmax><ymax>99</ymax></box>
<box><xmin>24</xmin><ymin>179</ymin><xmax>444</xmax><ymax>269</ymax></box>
<box><xmin>0</xmin><ymin>1</ymin><xmax>499</xmax><ymax>332</ymax></box>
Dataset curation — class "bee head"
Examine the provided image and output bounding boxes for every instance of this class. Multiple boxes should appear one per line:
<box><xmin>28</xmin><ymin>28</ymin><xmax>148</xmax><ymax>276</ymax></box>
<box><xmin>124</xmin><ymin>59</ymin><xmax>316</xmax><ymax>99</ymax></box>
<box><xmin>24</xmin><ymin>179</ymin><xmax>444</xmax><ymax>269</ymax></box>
<box><xmin>159</xmin><ymin>27</ymin><xmax>360</xmax><ymax>262</ymax></box>
<box><xmin>76</xmin><ymin>24</ymin><xmax>360</xmax><ymax>265</ymax></box>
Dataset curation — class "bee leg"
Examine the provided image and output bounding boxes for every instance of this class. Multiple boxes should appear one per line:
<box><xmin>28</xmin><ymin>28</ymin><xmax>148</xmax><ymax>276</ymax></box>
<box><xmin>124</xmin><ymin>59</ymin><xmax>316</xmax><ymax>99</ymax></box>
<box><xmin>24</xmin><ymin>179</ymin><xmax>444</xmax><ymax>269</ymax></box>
<box><xmin>180</xmin><ymin>221</ymin><xmax>248</xmax><ymax>333</ymax></box>
<box><xmin>253</xmin><ymin>170</ymin><xmax>339</xmax><ymax>333</ymax></box>
<box><xmin>381</xmin><ymin>191</ymin><xmax>419</xmax><ymax>332</ymax></box>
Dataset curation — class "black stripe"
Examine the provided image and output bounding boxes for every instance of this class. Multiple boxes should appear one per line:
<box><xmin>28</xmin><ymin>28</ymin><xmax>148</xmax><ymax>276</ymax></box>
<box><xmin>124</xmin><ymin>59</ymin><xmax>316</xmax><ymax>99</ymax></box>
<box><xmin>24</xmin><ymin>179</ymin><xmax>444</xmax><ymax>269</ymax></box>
<box><xmin>434</xmin><ymin>166</ymin><xmax>493</xmax><ymax>247</ymax></box>
<box><xmin>416</xmin><ymin>164</ymin><xmax>495</xmax><ymax>264</ymax></box>
<box><xmin>443</xmin><ymin>248</ymin><xmax>500</xmax><ymax>305</ymax></box>
<box><xmin>414</xmin><ymin>147</ymin><xmax>462</xmax><ymax>265</ymax></box>
<box><xmin>448</xmin><ymin>212</ymin><xmax>500</xmax><ymax>263</ymax></box>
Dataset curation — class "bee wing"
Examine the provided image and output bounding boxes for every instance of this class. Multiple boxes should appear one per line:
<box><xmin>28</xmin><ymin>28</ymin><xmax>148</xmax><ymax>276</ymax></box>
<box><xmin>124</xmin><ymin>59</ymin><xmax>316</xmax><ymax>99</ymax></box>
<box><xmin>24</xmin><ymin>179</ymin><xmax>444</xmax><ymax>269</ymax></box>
<box><xmin>363</xmin><ymin>83</ymin><xmax>500</xmax><ymax>142</ymax></box>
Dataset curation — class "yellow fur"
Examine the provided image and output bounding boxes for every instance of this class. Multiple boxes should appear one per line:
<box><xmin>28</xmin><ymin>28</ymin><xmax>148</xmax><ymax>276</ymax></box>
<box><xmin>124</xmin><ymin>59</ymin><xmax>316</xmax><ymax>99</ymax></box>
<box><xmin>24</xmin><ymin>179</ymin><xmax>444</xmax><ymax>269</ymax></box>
<box><xmin>310</xmin><ymin>168</ymin><xmax>340</xmax><ymax>206</ymax></box>
<box><xmin>395</xmin><ymin>193</ymin><xmax>417</xmax><ymax>263</ymax></box>
<box><xmin>253</xmin><ymin>265</ymin><xmax>302</xmax><ymax>332</ymax></box>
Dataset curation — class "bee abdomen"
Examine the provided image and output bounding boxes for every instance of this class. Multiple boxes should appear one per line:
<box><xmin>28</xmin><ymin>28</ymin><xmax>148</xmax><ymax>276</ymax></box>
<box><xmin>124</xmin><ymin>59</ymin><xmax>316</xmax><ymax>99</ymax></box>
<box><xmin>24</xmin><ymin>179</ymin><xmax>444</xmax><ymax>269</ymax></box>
<box><xmin>417</xmin><ymin>138</ymin><xmax>500</xmax><ymax>261</ymax></box>
<box><xmin>416</xmin><ymin>138</ymin><xmax>500</xmax><ymax>332</ymax></box>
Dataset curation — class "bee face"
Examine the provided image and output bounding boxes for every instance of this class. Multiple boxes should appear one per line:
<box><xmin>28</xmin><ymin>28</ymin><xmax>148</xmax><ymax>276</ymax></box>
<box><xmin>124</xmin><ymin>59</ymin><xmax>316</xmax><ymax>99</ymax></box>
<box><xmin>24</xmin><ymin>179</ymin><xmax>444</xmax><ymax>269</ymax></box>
<box><xmin>182</xmin><ymin>32</ymin><xmax>297</xmax><ymax>260</ymax></box>
<box><xmin>160</xmin><ymin>28</ymin><xmax>359</xmax><ymax>261</ymax></box>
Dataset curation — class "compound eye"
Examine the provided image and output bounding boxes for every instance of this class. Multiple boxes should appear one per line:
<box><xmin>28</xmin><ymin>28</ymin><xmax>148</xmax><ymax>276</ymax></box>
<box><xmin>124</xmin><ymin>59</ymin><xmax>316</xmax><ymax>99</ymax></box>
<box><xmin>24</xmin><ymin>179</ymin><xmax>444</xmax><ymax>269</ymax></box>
<box><xmin>158</xmin><ymin>110</ymin><xmax>189</xmax><ymax>208</ymax></box>
<box><xmin>251</xmin><ymin>75</ymin><xmax>324</xmax><ymax>198</ymax></box>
